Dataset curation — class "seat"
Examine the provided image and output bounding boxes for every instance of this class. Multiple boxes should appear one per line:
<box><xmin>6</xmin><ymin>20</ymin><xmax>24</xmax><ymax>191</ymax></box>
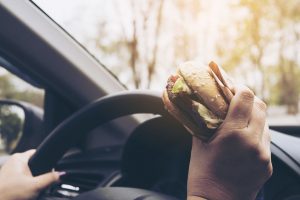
<box><xmin>118</xmin><ymin>116</ymin><xmax>192</xmax><ymax>199</ymax></box>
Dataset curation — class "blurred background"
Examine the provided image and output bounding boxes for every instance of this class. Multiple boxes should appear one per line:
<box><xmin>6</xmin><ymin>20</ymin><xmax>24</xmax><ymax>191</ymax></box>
<box><xmin>1</xmin><ymin>0</ymin><xmax>300</xmax><ymax>125</ymax></box>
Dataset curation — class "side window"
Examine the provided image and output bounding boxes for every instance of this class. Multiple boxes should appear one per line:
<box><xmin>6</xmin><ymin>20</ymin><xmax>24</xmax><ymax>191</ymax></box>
<box><xmin>0</xmin><ymin>66</ymin><xmax>44</xmax><ymax>154</ymax></box>
<box><xmin>33</xmin><ymin>0</ymin><xmax>300</xmax><ymax>126</ymax></box>
<box><xmin>0</xmin><ymin>67</ymin><xmax>44</xmax><ymax>108</ymax></box>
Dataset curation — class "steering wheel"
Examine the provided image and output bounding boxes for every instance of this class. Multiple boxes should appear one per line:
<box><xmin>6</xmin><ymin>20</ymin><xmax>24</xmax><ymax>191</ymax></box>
<box><xmin>28</xmin><ymin>91</ymin><xmax>178</xmax><ymax>199</ymax></box>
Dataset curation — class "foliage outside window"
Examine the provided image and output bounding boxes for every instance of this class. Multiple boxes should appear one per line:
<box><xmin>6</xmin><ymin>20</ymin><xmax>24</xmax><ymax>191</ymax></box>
<box><xmin>33</xmin><ymin>0</ymin><xmax>300</xmax><ymax>125</ymax></box>
<box><xmin>0</xmin><ymin>68</ymin><xmax>44</xmax><ymax>108</ymax></box>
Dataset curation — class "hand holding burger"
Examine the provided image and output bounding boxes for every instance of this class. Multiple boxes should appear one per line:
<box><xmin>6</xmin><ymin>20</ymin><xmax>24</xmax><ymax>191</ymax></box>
<box><xmin>162</xmin><ymin>61</ymin><xmax>272</xmax><ymax>200</ymax></box>
<box><xmin>163</xmin><ymin>61</ymin><xmax>234</xmax><ymax>141</ymax></box>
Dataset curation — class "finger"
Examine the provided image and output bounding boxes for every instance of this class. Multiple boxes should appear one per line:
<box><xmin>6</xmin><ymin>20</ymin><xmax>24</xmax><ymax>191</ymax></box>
<box><xmin>261</xmin><ymin>125</ymin><xmax>272</xmax><ymax>170</ymax></box>
<box><xmin>248</xmin><ymin>97</ymin><xmax>267</xmax><ymax>135</ymax></box>
<box><xmin>23</xmin><ymin>149</ymin><xmax>36</xmax><ymax>159</ymax></box>
<box><xmin>223</xmin><ymin>85</ymin><xmax>254</xmax><ymax>129</ymax></box>
<box><xmin>33</xmin><ymin>171</ymin><xmax>60</xmax><ymax>191</ymax></box>
<box><xmin>262</xmin><ymin>124</ymin><xmax>271</xmax><ymax>151</ymax></box>
<box><xmin>17</xmin><ymin>149</ymin><xmax>36</xmax><ymax>163</ymax></box>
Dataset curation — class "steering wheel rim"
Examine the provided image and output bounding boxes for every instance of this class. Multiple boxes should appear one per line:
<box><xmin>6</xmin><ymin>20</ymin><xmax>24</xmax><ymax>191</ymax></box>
<box><xmin>29</xmin><ymin>90</ymin><xmax>168</xmax><ymax>176</ymax></box>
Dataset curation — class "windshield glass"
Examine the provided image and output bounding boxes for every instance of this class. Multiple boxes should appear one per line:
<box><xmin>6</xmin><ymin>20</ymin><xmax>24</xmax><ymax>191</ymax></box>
<box><xmin>32</xmin><ymin>0</ymin><xmax>300</xmax><ymax>125</ymax></box>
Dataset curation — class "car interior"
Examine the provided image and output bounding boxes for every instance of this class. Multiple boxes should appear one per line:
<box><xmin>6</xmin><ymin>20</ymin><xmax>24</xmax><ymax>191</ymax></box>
<box><xmin>0</xmin><ymin>1</ymin><xmax>300</xmax><ymax>200</ymax></box>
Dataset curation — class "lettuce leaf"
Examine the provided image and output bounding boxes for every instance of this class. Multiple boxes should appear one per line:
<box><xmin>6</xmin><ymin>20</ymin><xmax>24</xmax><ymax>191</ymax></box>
<box><xmin>171</xmin><ymin>77</ymin><xmax>192</xmax><ymax>94</ymax></box>
<box><xmin>193</xmin><ymin>101</ymin><xmax>223</xmax><ymax>129</ymax></box>
<box><xmin>172</xmin><ymin>77</ymin><xmax>223</xmax><ymax>129</ymax></box>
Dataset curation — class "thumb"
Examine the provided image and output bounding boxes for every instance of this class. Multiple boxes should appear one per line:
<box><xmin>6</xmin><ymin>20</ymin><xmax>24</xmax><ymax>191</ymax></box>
<box><xmin>33</xmin><ymin>171</ymin><xmax>61</xmax><ymax>191</ymax></box>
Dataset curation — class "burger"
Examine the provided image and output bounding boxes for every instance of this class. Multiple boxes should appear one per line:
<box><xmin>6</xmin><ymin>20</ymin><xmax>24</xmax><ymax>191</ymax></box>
<box><xmin>162</xmin><ymin>61</ymin><xmax>234</xmax><ymax>141</ymax></box>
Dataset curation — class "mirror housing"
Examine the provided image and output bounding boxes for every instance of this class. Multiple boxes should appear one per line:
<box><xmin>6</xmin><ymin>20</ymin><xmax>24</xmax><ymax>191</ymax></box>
<box><xmin>0</xmin><ymin>99</ymin><xmax>43</xmax><ymax>153</ymax></box>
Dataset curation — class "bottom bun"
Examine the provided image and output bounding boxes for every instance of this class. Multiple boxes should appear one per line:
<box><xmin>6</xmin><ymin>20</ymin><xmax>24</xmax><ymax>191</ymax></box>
<box><xmin>162</xmin><ymin>90</ymin><xmax>213</xmax><ymax>141</ymax></box>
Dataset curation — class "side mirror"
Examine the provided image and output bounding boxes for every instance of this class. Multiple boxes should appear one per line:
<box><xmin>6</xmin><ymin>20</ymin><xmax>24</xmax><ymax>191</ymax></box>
<box><xmin>0</xmin><ymin>103</ymin><xmax>24</xmax><ymax>153</ymax></box>
<box><xmin>0</xmin><ymin>100</ymin><xmax>44</xmax><ymax>154</ymax></box>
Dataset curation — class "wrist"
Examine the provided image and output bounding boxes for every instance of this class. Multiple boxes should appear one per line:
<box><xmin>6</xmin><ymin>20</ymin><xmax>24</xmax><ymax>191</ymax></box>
<box><xmin>188</xmin><ymin>178</ymin><xmax>257</xmax><ymax>200</ymax></box>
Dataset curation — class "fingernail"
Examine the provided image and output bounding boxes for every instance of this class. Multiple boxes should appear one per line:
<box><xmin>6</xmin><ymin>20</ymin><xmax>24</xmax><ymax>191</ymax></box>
<box><xmin>57</xmin><ymin>171</ymin><xmax>66</xmax><ymax>177</ymax></box>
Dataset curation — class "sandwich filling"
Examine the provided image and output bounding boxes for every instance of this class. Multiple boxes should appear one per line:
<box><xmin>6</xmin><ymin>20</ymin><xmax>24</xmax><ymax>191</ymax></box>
<box><xmin>167</xmin><ymin>75</ymin><xmax>223</xmax><ymax>129</ymax></box>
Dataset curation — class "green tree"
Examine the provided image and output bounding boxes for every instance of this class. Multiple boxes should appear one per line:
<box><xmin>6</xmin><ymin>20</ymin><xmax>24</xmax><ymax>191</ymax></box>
<box><xmin>216</xmin><ymin>0</ymin><xmax>300</xmax><ymax>114</ymax></box>
<box><xmin>272</xmin><ymin>0</ymin><xmax>300</xmax><ymax>114</ymax></box>
<box><xmin>0</xmin><ymin>73</ymin><xmax>44</xmax><ymax>107</ymax></box>
<box><xmin>97</xmin><ymin>0</ymin><xmax>165</xmax><ymax>89</ymax></box>
<box><xmin>0</xmin><ymin>75</ymin><xmax>17</xmax><ymax>99</ymax></box>
<box><xmin>217</xmin><ymin>0</ymin><xmax>272</xmax><ymax>101</ymax></box>
<box><xmin>0</xmin><ymin>105</ymin><xmax>23</xmax><ymax>152</ymax></box>
<box><xmin>173</xmin><ymin>0</ymin><xmax>201</xmax><ymax>62</ymax></box>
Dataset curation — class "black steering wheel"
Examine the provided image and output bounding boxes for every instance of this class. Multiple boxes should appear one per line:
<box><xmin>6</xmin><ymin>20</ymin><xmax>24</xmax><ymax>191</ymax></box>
<box><xmin>29</xmin><ymin>91</ymin><xmax>178</xmax><ymax>199</ymax></box>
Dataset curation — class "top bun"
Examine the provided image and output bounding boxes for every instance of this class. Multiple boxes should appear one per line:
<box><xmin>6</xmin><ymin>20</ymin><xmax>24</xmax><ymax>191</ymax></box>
<box><xmin>178</xmin><ymin>61</ymin><xmax>228</xmax><ymax>119</ymax></box>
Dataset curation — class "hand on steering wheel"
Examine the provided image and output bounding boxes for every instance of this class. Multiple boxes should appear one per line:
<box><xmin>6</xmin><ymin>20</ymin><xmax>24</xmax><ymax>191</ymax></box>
<box><xmin>0</xmin><ymin>150</ymin><xmax>63</xmax><ymax>200</ymax></box>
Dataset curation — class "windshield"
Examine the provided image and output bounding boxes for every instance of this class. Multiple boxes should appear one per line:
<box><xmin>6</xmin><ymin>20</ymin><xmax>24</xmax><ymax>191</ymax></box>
<box><xmin>32</xmin><ymin>0</ymin><xmax>300</xmax><ymax>125</ymax></box>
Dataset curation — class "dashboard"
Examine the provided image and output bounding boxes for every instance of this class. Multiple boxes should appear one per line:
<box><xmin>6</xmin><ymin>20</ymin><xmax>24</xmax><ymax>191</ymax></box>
<box><xmin>49</xmin><ymin>116</ymin><xmax>300</xmax><ymax>200</ymax></box>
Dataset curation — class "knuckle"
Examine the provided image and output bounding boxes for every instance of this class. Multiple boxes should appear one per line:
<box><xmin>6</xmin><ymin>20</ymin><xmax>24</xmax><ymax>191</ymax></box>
<box><xmin>240</xmin><ymin>134</ymin><xmax>273</xmax><ymax>178</ymax></box>
<box><xmin>262</xmin><ymin>162</ymin><xmax>273</xmax><ymax>180</ymax></box>
<box><xmin>258</xmin><ymin>151</ymin><xmax>271</xmax><ymax>166</ymax></box>
<box><xmin>238</xmin><ymin>87</ymin><xmax>254</xmax><ymax>101</ymax></box>
<box><xmin>248</xmin><ymin>144</ymin><xmax>271</xmax><ymax>168</ymax></box>
<box><xmin>255</xmin><ymin>99</ymin><xmax>267</xmax><ymax>111</ymax></box>
<box><xmin>247</xmin><ymin>142</ymin><xmax>261</xmax><ymax>157</ymax></box>
<box><xmin>223</xmin><ymin>118</ymin><xmax>248</xmax><ymax>130</ymax></box>
<box><xmin>233</xmin><ymin>118</ymin><xmax>248</xmax><ymax>129</ymax></box>
<box><xmin>223</xmin><ymin>129</ymin><xmax>246</xmax><ymax>142</ymax></box>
